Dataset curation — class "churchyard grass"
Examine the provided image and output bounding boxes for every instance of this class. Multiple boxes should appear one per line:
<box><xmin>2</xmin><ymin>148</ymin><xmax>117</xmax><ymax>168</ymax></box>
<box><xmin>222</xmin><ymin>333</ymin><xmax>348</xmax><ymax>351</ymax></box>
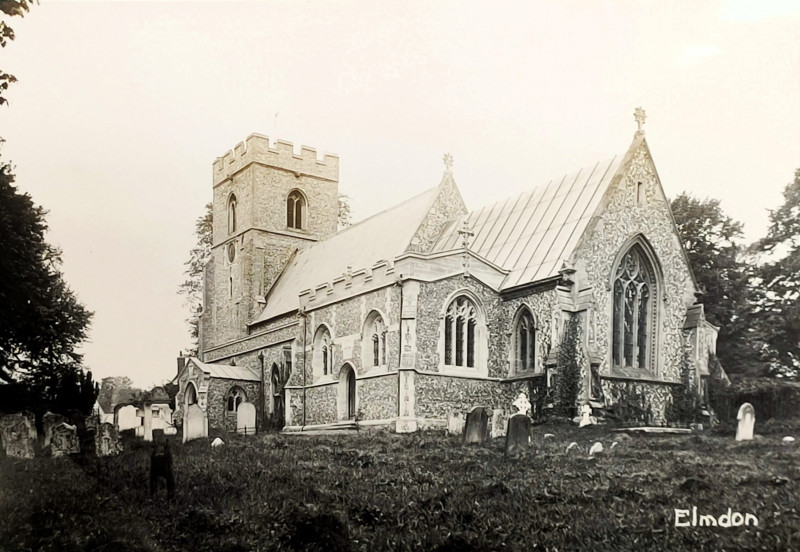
<box><xmin>1</xmin><ymin>425</ymin><xmax>799</xmax><ymax>551</ymax></box>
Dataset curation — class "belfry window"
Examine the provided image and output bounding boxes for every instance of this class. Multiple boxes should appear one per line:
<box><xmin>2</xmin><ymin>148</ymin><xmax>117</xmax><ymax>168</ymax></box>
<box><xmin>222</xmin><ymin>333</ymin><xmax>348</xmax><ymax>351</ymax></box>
<box><xmin>444</xmin><ymin>296</ymin><xmax>479</xmax><ymax>368</ymax></box>
<box><xmin>287</xmin><ymin>191</ymin><xmax>306</xmax><ymax>230</ymax></box>
<box><xmin>612</xmin><ymin>244</ymin><xmax>657</xmax><ymax>371</ymax></box>
<box><xmin>227</xmin><ymin>194</ymin><xmax>237</xmax><ymax>234</ymax></box>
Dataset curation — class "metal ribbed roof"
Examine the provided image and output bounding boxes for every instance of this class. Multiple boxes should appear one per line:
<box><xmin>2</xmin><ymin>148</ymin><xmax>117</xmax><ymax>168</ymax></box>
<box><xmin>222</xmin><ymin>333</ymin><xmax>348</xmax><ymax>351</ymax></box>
<box><xmin>432</xmin><ymin>156</ymin><xmax>623</xmax><ymax>289</ymax></box>
<box><xmin>254</xmin><ymin>185</ymin><xmax>442</xmax><ymax>322</ymax></box>
<box><xmin>190</xmin><ymin>358</ymin><xmax>260</xmax><ymax>381</ymax></box>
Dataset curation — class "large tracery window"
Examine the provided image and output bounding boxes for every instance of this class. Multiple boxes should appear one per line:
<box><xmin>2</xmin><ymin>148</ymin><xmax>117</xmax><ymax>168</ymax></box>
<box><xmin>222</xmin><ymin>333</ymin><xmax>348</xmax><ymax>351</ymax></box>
<box><xmin>444</xmin><ymin>296</ymin><xmax>479</xmax><ymax>368</ymax></box>
<box><xmin>513</xmin><ymin>308</ymin><xmax>536</xmax><ymax>374</ymax></box>
<box><xmin>287</xmin><ymin>190</ymin><xmax>306</xmax><ymax>230</ymax></box>
<box><xmin>612</xmin><ymin>244</ymin><xmax>657</xmax><ymax>371</ymax></box>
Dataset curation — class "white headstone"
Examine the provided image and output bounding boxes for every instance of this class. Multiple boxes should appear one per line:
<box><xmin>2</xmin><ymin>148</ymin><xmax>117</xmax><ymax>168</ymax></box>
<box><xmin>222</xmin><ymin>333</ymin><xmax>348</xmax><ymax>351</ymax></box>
<box><xmin>236</xmin><ymin>402</ymin><xmax>257</xmax><ymax>435</ymax></box>
<box><xmin>491</xmin><ymin>409</ymin><xmax>508</xmax><ymax>439</ymax></box>
<box><xmin>588</xmin><ymin>441</ymin><xmax>603</xmax><ymax>456</ymax></box>
<box><xmin>211</xmin><ymin>437</ymin><xmax>225</xmax><ymax>447</ymax></box>
<box><xmin>566</xmin><ymin>441</ymin><xmax>579</xmax><ymax>453</ymax></box>
<box><xmin>543</xmin><ymin>433</ymin><xmax>555</xmax><ymax>439</ymax></box>
<box><xmin>578</xmin><ymin>403</ymin><xmax>596</xmax><ymax>427</ymax></box>
<box><xmin>183</xmin><ymin>404</ymin><xmax>207</xmax><ymax>443</ymax></box>
<box><xmin>512</xmin><ymin>392</ymin><xmax>531</xmax><ymax>416</ymax></box>
<box><xmin>447</xmin><ymin>412</ymin><xmax>465</xmax><ymax>435</ymax></box>
<box><xmin>735</xmin><ymin>403</ymin><xmax>755</xmax><ymax>441</ymax></box>
<box><xmin>782</xmin><ymin>436</ymin><xmax>795</xmax><ymax>445</ymax></box>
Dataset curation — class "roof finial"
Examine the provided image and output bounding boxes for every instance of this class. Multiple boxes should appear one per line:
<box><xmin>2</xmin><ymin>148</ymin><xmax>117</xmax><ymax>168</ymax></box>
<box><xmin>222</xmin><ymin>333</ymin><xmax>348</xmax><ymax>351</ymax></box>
<box><xmin>443</xmin><ymin>153</ymin><xmax>454</xmax><ymax>174</ymax></box>
<box><xmin>634</xmin><ymin>107</ymin><xmax>646</xmax><ymax>135</ymax></box>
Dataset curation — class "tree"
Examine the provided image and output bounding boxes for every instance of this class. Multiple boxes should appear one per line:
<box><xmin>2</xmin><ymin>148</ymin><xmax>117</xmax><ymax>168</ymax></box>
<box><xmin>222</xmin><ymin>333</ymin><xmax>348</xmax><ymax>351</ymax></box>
<box><xmin>1</xmin><ymin>0</ymin><xmax>34</xmax><ymax>106</ymax></box>
<box><xmin>671</xmin><ymin>193</ymin><xmax>761</xmax><ymax>376</ymax></box>
<box><xmin>178</xmin><ymin>203</ymin><xmax>212</xmax><ymax>356</ymax></box>
<box><xmin>751</xmin><ymin>169</ymin><xmax>800</xmax><ymax>378</ymax></box>
<box><xmin>0</xmin><ymin>164</ymin><xmax>93</xmax><ymax>384</ymax></box>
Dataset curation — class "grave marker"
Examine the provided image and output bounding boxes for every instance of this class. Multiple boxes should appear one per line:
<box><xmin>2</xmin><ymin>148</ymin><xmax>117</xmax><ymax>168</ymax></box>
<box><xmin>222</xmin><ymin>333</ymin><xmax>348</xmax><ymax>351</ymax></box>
<box><xmin>491</xmin><ymin>409</ymin><xmax>508</xmax><ymax>439</ymax></box>
<box><xmin>735</xmin><ymin>403</ymin><xmax>755</xmax><ymax>441</ymax></box>
<box><xmin>42</xmin><ymin>412</ymin><xmax>68</xmax><ymax>454</ymax></box>
<box><xmin>447</xmin><ymin>412</ymin><xmax>465</xmax><ymax>435</ymax></box>
<box><xmin>237</xmin><ymin>402</ymin><xmax>257</xmax><ymax>435</ymax></box>
<box><xmin>463</xmin><ymin>406</ymin><xmax>489</xmax><ymax>445</ymax></box>
<box><xmin>95</xmin><ymin>423</ymin><xmax>123</xmax><ymax>457</ymax></box>
<box><xmin>51</xmin><ymin>423</ymin><xmax>80</xmax><ymax>457</ymax></box>
<box><xmin>183</xmin><ymin>404</ymin><xmax>207</xmax><ymax>443</ymax></box>
<box><xmin>504</xmin><ymin>413</ymin><xmax>532</xmax><ymax>458</ymax></box>
<box><xmin>0</xmin><ymin>411</ymin><xmax>36</xmax><ymax>458</ymax></box>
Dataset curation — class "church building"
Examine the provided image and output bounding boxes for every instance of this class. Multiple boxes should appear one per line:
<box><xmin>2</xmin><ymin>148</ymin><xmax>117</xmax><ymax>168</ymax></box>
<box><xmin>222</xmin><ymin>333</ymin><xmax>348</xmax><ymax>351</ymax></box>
<box><xmin>174</xmin><ymin>110</ymin><xmax>720</xmax><ymax>434</ymax></box>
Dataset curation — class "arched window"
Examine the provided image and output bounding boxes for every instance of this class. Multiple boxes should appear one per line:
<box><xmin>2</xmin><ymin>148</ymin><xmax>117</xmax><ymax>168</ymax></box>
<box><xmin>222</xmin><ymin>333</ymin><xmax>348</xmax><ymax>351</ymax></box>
<box><xmin>612</xmin><ymin>243</ymin><xmax>657</xmax><ymax>371</ymax></box>
<box><xmin>444</xmin><ymin>295</ymin><xmax>481</xmax><ymax>369</ymax></box>
<box><xmin>225</xmin><ymin>386</ymin><xmax>246</xmax><ymax>414</ymax></box>
<box><xmin>512</xmin><ymin>308</ymin><xmax>536</xmax><ymax>374</ymax></box>
<box><xmin>363</xmin><ymin>312</ymin><xmax>388</xmax><ymax>369</ymax></box>
<box><xmin>287</xmin><ymin>190</ymin><xmax>306</xmax><ymax>230</ymax></box>
<box><xmin>227</xmin><ymin>194</ymin><xmax>237</xmax><ymax>234</ymax></box>
<box><xmin>313</xmin><ymin>326</ymin><xmax>334</xmax><ymax>378</ymax></box>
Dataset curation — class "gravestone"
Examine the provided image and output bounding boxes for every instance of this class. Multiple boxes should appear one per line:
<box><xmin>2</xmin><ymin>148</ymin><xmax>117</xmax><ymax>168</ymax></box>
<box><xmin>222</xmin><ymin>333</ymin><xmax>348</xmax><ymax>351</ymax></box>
<box><xmin>447</xmin><ymin>412</ymin><xmax>465</xmax><ymax>435</ymax></box>
<box><xmin>51</xmin><ymin>423</ymin><xmax>80</xmax><ymax>457</ymax></box>
<box><xmin>42</xmin><ymin>412</ymin><xmax>68</xmax><ymax>453</ymax></box>
<box><xmin>0</xmin><ymin>411</ymin><xmax>37</xmax><ymax>458</ymax></box>
<box><xmin>463</xmin><ymin>406</ymin><xmax>489</xmax><ymax>445</ymax></box>
<box><xmin>491</xmin><ymin>409</ymin><xmax>508</xmax><ymax>439</ymax></box>
<box><xmin>512</xmin><ymin>392</ymin><xmax>531</xmax><ymax>416</ymax></box>
<box><xmin>183</xmin><ymin>404</ymin><xmax>207</xmax><ymax>443</ymax></box>
<box><xmin>504</xmin><ymin>413</ymin><xmax>532</xmax><ymax>458</ymax></box>
<box><xmin>578</xmin><ymin>404</ymin><xmax>597</xmax><ymax>428</ymax></box>
<box><xmin>237</xmin><ymin>402</ymin><xmax>257</xmax><ymax>435</ymax></box>
<box><xmin>588</xmin><ymin>441</ymin><xmax>603</xmax><ymax>457</ymax></box>
<box><xmin>95</xmin><ymin>422</ymin><xmax>123</xmax><ymax>457</ymax></box>
<box><xmin>735</xmin><ymin>403</ymin><xmax>755</xmax><ymax>441</ymax></box>
<box><xmin>164</xmin><ymin>427</ymin><xmax>177</xmax><ymax>436</ymax></box>
<box><xmin>211</xmin><ymin>437</ymin><xmax>225</xmax><ymax>447</ymax></box>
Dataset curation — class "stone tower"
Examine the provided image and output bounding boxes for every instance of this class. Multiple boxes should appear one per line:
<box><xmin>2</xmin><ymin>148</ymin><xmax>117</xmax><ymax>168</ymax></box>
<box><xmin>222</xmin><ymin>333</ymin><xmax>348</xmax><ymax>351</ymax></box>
<box><xmin>200</xmin><ymin>134</ymin><xmax>339</xmax><ymax>351</ymax></box>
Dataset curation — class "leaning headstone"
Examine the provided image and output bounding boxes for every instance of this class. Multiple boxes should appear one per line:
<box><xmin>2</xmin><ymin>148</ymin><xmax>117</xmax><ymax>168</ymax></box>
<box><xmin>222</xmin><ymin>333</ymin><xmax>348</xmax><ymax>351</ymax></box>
<box><xmin>565</xmin><ymin>441</ymin><xmax>579</xmax><ymax>453</ymax></box>
<box><xmin>42</xmin><ymin>412</ymin><xmax>68</xmax><ymax>453</ymax></box>
<box><xmin>236</xmin><ymin>402</ymin><xmax>257</xmax><ymax>435</ymax></box>
<box><xmin>491</xmin><ymin>409</ymin><xmax>508</xmax><ymax>439</ymax></box>
<box><xmin>735</xmin><ymin>403</ymin><xmax>755</xmax><ymax>441</ymax></box>
<box><xmin>447</xmin><ymin>412</ymin><xmax>465</xmax><ymax>435</ymax></box>
<box><xmin>463</xmin><ymin>407</ymin><xmax>489</xmax><ymax>445</ymax></box>
<box><xmin>51</xmin><ymin>423</ymin><xmax>80</xmax><ymax>457</ymax></box>
<box><xmin>183</xmin><ymin>404</ymin><xmax>207</xmax><ymax>443</ymax></box>
<box><xmin>504</xmin><ymin>413</ymin><xmax>532</xmax><ymax>458</ymax></box>
<box><xmin>95</xmin><ymin>423</ymin><xmax>123</xmax><ymax>457</ymax></box>
<box><xmin>0</xmin><ymin>411</ymin><xmax>37</xmax><ymax>458</ymax></box>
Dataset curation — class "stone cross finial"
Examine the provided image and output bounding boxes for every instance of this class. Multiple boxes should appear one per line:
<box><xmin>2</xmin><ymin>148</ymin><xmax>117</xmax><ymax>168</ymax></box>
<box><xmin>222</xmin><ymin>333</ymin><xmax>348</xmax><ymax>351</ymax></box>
<box><xmin>634</xmin><ymin>107</ymin><xmax>646</xmax><ymax>134</ymax></box>
<box><xmin>443</xmin><ymin>153</ymin><xmax>454</xmax><ymax>173</ymax></box>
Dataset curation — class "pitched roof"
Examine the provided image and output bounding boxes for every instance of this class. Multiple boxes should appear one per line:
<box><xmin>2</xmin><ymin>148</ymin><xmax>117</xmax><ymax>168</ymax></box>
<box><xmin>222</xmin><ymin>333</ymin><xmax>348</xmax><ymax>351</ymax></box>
<box><xmin>432</xmin><ymin>156</ymin><xmax>624</xmax><ymax>289</ymax></box>
<box><xmin>188</xmin><ymin>357</ymin><xmax>260</xmax><ymax>381</ymax></box>
<box><xmin>254</xmin><ymin>185</ymin><xmax>442</xmax><ymax>322</ymax></box>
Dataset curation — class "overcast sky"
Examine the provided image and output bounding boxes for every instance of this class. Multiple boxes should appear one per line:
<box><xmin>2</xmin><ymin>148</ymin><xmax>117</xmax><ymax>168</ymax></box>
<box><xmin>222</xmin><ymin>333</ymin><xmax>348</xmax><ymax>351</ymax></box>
<box><xmin>2</xmin><ymin>0</ymin><xmax>799</xmax><ymax>388</ymax></box>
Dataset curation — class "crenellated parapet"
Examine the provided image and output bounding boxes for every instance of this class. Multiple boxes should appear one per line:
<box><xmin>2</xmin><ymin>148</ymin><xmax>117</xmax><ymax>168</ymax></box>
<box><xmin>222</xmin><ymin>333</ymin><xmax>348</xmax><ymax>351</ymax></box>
<box><xmin>298</xmin><ymin>260</ymin><xmax>398</xmax><ymax>311</ymax></box>
<box><xmin>213</xmin><ymin>133</ymin><xmax>339</xmax><ymax>186</ymax></box>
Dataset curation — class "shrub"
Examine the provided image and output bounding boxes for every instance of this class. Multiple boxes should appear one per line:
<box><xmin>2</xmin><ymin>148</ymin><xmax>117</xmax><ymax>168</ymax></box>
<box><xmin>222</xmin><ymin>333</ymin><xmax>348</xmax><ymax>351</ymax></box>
<box><xmin>554</xmin><ymin>315</ymin><xmax>581</xmax><ymax>418</ymax></box>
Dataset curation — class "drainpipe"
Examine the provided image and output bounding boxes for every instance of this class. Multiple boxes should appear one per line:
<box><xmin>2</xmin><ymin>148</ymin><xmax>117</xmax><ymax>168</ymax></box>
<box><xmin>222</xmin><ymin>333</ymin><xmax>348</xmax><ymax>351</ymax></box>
<box><xmin>395</xmin><ymin>275</ymin><xmax>404</xmax><ymax>419</ymax></box>
<box><xmin>258</xmin><ymin>350</ymin><xmax>265</xmax><ymax>433</ymax></box>
<box><xmin>299</xmin><ymin>308</ymin><xmax>308</xmax><ymax>428</ymax></box>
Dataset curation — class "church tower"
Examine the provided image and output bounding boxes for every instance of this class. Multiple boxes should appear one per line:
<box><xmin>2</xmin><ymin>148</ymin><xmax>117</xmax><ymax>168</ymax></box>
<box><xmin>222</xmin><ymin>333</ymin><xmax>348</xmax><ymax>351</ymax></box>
<box><xmin>200</xmin><ymin>134</ymin><xmax>339</xmax><ymax>351</ymax></box>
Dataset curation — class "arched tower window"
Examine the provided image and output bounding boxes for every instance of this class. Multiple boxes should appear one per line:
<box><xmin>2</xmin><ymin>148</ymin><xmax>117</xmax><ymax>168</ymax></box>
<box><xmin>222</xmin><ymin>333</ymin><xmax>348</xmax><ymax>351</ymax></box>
<box><xmin>363</xmin><ymin>311</ymin><xmax>388</xmax><ymax>369</ymax></box>
<box><xmin>287</xmin><ymin>190</ymin><xmax>306</xmax><ymax>230</ymax></box>
<box><xmin>612</xmin><ymin>243</ymin><xmax>658</xmax><ymax>371</ymax></box>
<box><xmin>511</xmin><ymin>308</ymin><xmax>537</xmax><ymax>375</ymax></box>
<box><xmin>313</xmin><ymin>326</ymin><xmax>334</xmax><ymax>378</ymax></box>
<box><xmin>225</xmin><ymin>386</ymin><xmax>246</xmax><ymax>414</ymax></box>
<box><xmin>227</xmin><ymin>194</ymin><xmax>237</xmax><ymax>234</ymax></box>
<box><xmin>443</xmin><ymin>295</ymin><xmax>483</xmax><ymax>369</ymax></box>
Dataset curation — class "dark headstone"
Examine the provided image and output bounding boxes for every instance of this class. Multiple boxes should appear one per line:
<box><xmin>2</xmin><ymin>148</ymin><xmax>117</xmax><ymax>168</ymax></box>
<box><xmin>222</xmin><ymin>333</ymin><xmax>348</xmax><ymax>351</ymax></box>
<box><xmin>463</xmin><ymin>406</ymin><xmax>489</xmax><ymax>445</ymax></box>
<box><xmin>0</xmin><ymin>411</ymin><xmax>36</xmax><ymax>458</ymax></box>
<box><xmin>150</xmin><ymin>438</ymin><xmax>175</xmax><ymax>499</ymax></box>
<box><xmin>42</xmin><ymin>412</ymin><xmax>68</xmax><ymax>454</ymax></box>
<box><xmin>51</xmin><ymin>423</ymin><xmax>80</xmax><ymax>457</ymax></box>
<box><xmin>504</xmin><ymin>413</ymin><xmax>532</xmax><ymax>458</ymax></box>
